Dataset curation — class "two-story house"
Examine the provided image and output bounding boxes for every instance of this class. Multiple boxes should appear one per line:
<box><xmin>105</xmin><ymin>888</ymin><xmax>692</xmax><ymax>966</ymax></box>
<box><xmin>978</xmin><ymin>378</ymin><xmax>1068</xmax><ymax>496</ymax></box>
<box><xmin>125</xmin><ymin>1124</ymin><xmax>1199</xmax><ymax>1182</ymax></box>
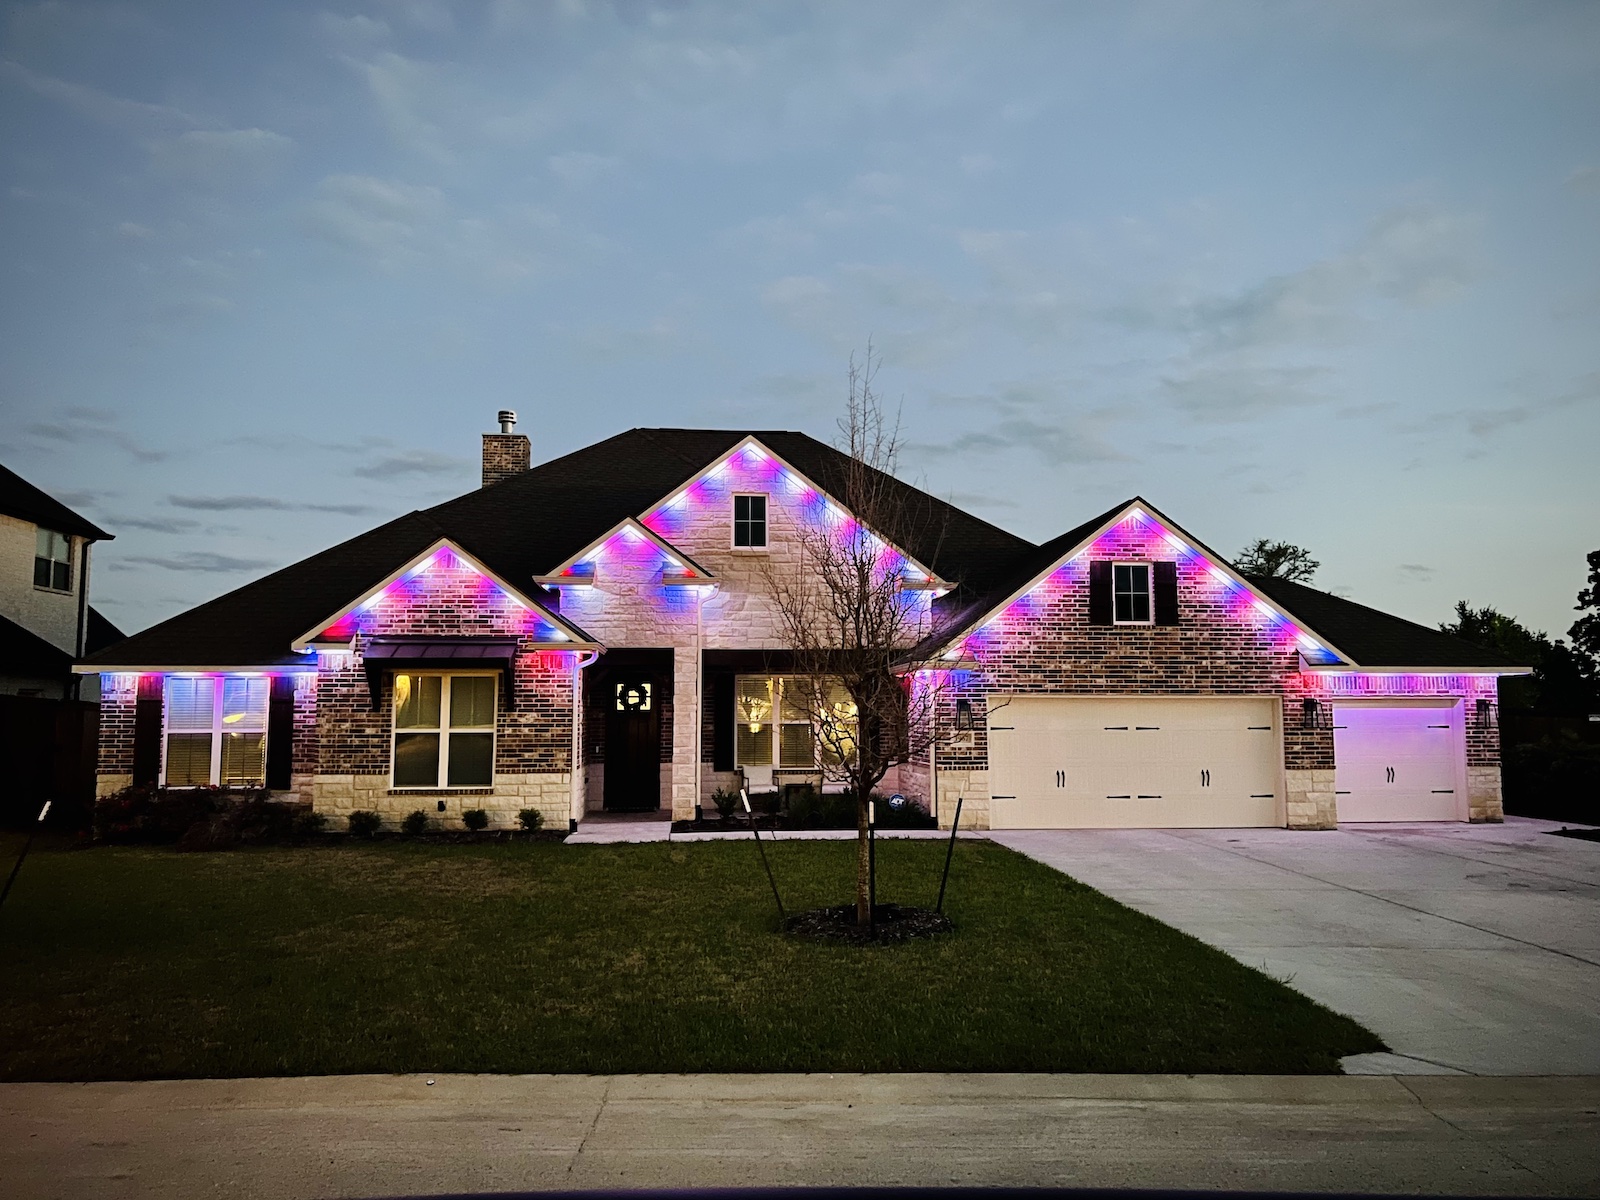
<box><xmin>0</xmin><ymin>463</ymin><xmax>117</xmax><ymax>700</ymax></box>
<box><xmin>79</xmin><ymin>417</ymin><xmax>1522</xmax><ymax>832</ymax></box>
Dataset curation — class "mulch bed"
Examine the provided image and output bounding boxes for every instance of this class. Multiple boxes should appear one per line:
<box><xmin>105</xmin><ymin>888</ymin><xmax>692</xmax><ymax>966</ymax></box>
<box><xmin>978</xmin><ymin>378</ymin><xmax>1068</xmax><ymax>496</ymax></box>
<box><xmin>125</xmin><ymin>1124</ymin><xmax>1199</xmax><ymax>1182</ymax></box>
<box><xmin>782</xmin><ymin>903</ymin><xmax>953</xmax><ymax>945</ymax></box>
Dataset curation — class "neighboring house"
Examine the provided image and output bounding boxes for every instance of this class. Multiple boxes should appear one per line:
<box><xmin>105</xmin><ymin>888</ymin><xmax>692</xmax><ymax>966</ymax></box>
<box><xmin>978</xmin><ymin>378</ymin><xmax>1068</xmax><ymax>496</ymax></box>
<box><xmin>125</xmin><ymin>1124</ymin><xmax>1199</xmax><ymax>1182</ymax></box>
<box><xmin>78</xmin><ymin>420</ymin><xmax>1523</xmax><ymax>831</ymax></box>
<box><xmin>0</xmin><ymin>463</ymin><xmax>118</xmax><ymax>699</ymax></box>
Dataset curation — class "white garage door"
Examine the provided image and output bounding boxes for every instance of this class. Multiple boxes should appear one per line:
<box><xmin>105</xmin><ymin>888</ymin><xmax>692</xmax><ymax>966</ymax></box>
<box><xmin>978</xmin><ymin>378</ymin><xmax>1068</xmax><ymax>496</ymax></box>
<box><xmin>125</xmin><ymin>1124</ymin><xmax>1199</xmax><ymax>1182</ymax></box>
<box><xmin>987</xmin><ymin>697</ymin><xmax>1282</xmax><ymax>829</ymax></box>
<box><xmin>1333</xmin><ymin>702</ymin><xmax>1463</xmax><ymax>822</ymax></box>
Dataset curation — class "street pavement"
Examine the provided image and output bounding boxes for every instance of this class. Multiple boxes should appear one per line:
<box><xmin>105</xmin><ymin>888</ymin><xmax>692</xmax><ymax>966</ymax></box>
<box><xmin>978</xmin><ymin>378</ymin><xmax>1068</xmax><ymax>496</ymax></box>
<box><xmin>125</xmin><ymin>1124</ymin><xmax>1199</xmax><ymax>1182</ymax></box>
<box><xmin>2</xmin><ymin>1072</ymin><xmax>1596</xmax><ymax>1198</ymax></box>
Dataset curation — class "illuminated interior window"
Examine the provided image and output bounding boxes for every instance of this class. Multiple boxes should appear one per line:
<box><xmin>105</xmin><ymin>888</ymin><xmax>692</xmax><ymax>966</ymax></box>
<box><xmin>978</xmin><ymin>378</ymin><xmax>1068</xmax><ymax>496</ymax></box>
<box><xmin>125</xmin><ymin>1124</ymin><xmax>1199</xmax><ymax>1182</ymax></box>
<box><xmin>735</xmin><ymin>676</ymin><xmax>858</xmax><ymax>770</ymax></box>
<box><xmin>732</xmin><ymin>493</ymin><xmax>768</xmax><ymax>549</ymax></box>
<box><xmin>393</xmin><ymin>673</ymin><xmax>496</xmax><ymax>789</ymax></box>
<box><xmin>163</xmin><ymin>675</ymin><xmax>269</xmax><ymax>787</ymax></box>
<box><xmin>1113</xmin><ymin>562</ymin><xmax>1153</xmax><ymax>624</ymax></box>
<box><xmin>34</xmin><ymin>528</ymin><xmax>72</xmax><ymax>591</ymax></box>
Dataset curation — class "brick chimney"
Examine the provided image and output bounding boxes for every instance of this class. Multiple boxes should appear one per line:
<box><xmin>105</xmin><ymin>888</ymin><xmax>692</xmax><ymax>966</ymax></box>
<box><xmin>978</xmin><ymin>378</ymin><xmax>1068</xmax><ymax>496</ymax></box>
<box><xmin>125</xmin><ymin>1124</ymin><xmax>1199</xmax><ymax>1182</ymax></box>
<box><xmin>482</xmin><ymin>410</ymin><xmax>530</xmax><ymax>487</ymax></box>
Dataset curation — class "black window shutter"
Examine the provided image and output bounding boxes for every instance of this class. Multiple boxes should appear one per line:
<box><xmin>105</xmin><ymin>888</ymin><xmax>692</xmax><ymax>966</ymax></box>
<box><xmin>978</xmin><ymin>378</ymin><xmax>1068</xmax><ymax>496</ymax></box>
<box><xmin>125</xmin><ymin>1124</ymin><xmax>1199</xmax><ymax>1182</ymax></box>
<box><xmin>266</xmin><ymin>676</ymin><xmax>295</xmax><ymax>790</ymax></box>
<box><xmin>711</xmin><ymin>670</ymin><xmax>734</xmax><ymax>771</ymax></box>
<box><xmin>132</xmin><ymin>675</ymin><xmax>162</xmax><ymax>786</ymax></box>
<box><xmin>1088</xmin><ymin>560</ymin><xmax>1113</xmax><ymax>625</ymax></box>
<box><xmin>1153</xmin><ymin>561</ymin><xmax>1179</xmax><ymax>625</ymax></box>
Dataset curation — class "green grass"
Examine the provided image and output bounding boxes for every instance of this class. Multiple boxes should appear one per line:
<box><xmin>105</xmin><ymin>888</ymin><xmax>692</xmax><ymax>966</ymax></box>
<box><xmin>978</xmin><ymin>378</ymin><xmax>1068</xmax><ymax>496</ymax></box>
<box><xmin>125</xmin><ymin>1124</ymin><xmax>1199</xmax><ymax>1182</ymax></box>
<box><xmin>0</xmin><ymin>833</ymin><xmax>1382</xmax><ymax>1079</ymax></box>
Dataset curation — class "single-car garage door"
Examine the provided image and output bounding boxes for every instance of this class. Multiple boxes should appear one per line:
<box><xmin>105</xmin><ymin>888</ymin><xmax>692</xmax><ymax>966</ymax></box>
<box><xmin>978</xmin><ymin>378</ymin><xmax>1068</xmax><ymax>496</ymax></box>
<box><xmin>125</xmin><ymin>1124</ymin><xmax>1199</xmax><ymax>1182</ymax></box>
<box><xmin>1333</xmin><ymin>701</ymin><xmax>1464</xmax><ymax>822</ymax></box>
<box><xmin>986</xmin><ymin>697</ymin><xmax>1282</xmax><ymax>829</ymax></box>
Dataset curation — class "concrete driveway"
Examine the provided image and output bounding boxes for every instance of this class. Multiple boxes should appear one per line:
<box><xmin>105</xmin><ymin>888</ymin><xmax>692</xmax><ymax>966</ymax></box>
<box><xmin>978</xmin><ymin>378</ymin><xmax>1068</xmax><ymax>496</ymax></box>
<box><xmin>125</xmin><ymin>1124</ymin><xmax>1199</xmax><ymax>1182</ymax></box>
<box><xmin>990</xmin><ymin>817</ymin><xmax>1600</xmax><ymax>1076</ymax></box>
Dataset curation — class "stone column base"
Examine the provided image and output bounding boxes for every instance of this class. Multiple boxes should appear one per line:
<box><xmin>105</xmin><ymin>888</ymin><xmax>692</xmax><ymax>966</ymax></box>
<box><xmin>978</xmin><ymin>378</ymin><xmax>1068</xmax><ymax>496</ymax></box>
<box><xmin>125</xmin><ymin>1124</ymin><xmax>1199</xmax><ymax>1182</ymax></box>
<box><xmin>95</xmin><ymin>773</ymin><xmax>133</xmax><ymax>799</ymax></box>
<box><xmin>1468</xmin><ymin>766</ymin><xmax>1505</xmax><ymax>822</ymax></box>
<box><xmin>1285</xmin><ymin>768</ymin><xmax>1338</xmax><ymax>829</ymax></box>
<box><xmin>936</xmin><ymin>769</ymin><xmax>990</xmax><ymax>829</ymax></box>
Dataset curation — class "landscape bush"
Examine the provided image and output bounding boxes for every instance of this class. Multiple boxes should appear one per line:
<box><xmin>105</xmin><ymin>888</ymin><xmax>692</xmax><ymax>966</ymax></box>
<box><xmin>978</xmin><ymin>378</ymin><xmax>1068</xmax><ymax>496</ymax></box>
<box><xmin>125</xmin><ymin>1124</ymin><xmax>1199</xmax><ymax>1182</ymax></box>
<box><xmin>401</xmin><ymin>810</ymin><xmax>429</xmax><ymax>836</ymax></box>
<box><xmin>711</xmin><ymin>787</ymin><xmax>738</xmax><ymax>820</ymax></box>
<box><xmin>347</xmin><ymin>811</ymin><xmax>381</xmax><ymax>838</ymax></box>
<box><xmin>461</xmin><ymin>808</ymin><xmax>489</xmax><ymax>832</ymax></box>
<box><xmin>516</xmin><ymin>808</ymin><xmax>543</xmax><ymax>832</ymax></box>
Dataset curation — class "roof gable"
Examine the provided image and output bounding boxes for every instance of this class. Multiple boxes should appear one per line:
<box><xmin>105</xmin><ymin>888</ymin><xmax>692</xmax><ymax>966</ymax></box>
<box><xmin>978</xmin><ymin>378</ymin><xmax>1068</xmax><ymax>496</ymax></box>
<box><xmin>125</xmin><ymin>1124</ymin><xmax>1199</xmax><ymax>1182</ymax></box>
<box><xmin>293</xmin><ymin>537</ymin><xmax>597</xmax><ymax>651</ymax></box>
<box><xmin>534</xmin><ymin>518</ymin><xmax>714</xmax><ymax>585</ymax></box>
<box><xmin>925</xmin><ymin>497</ymin><xmax>1350</xmax><ymax>664</ymax></box>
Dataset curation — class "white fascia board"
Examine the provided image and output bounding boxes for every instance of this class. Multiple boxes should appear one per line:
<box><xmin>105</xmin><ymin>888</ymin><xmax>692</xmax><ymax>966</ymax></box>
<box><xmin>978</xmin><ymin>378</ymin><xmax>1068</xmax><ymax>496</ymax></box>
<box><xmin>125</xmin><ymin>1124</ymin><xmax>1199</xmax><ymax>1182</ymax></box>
<box><xmin>923</xmin><ymin>498</ymin><xmax>1356</xmax><ymax>666</ymax></box>
<box><xmin>289</xmin><ymin>537</ymin><xmax>600</xmax><ymax>653</ymax></box>
<box><xmin>638</xmin><ymin>434</ymin><xmax>954</xmax><ymax>591</ymax></box>
<box><xmin>538</xmin><ymin>518</ymin><xmax>715</xmax><ymax>583</ymax></box>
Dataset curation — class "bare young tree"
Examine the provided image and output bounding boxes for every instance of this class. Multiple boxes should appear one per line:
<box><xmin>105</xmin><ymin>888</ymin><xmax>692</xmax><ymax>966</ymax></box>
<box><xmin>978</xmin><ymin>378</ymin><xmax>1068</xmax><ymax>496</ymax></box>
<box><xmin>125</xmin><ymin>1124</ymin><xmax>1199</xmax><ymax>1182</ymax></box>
<box><xmin>763</xmin><ymin>345</ymin><xmax>945</xmax><ymax>925</ymax></box>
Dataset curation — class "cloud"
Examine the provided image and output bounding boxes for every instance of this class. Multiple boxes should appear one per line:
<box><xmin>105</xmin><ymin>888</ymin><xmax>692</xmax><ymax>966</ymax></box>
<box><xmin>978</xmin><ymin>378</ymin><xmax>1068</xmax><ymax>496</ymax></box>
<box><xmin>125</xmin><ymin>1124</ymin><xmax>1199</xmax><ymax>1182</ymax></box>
<box><xmin>24</xmin><ymin>408</ymin><xmax>167</xmax><ymax>462</ymax></box>
<box><xmin>302</xmin><ymin>173</ymin><xmax>449</xmax><ymax>271</ymax></box>
<box><xmin>1398</xmin><ymin>563</ymin><xmax>1436</xmax><ymax>581</ymax></box>
<box><xmin>1182</xmin><ymin>207</ymin><xmax>1482</xmax><ymax>355</ymax></box>
<box><xmin>119</xmin><ymin>552</ymin><xmax>279</xmax><ymax>574</ymax></box>
<box><xmin>147</xmin><ymin>127</ymin><xmax>293</xmax><ymax>190</ymax></box>
<box><xmin>1566</xmin><ymin>166</ymin><xmax>1600</xmax><ymax>193</ymax></box>
<box><xmin>116</xmin><ymin>516</ymin><xmax>202</xmax><ymax>534</ymax></box>
<box><xmin>0</xmin><ymin>59</ymin><xmax>200</xmax><ymax>133</ymax></box>
<box><xmin>350</xmin><ymin>450</ymin><xmax>468</xmax><ymax>478</ymax></box>
<box><xmin>912</xmin><ymin>382</ymin><xmax>1125</xmax><ymax>465</ymax></box>
<box><xmin>165</xmin><ymin>494</ymin><xmax>378</xmax><ymax>515</ymax></box>
<box><xmin>1160</xmin><ymin>364</ymin><xmax>1334</xmax><ymax>423</ymax></box>
<box><xmin>116</xmin><ymin>221</ymin><xmax>153</xmax><ymax>239</ymax></box>
<box><xmin>1461</xmin><ymin>371</ymin><xmax>1600</xmax><ymax>437</ymax></box>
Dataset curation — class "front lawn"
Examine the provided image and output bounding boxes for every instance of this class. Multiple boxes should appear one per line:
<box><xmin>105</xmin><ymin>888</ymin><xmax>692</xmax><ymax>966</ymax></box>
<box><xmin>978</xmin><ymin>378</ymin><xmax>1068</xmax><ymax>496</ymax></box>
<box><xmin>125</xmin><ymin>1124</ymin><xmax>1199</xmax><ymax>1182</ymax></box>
<box><xmin>0</xmin><ymin>834</ymin><xmax>1381</xmax><ymax>1079</ymax></box>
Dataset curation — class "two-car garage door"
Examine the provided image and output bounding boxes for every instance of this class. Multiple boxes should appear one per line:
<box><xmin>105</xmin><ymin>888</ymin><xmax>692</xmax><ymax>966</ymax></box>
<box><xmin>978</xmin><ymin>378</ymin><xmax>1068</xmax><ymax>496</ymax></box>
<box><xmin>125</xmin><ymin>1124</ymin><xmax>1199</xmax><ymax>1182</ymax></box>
<box><xmin>987</xmin><ymin>697</ymin><xmax>1281</xmax><ymax>829</ymax></box>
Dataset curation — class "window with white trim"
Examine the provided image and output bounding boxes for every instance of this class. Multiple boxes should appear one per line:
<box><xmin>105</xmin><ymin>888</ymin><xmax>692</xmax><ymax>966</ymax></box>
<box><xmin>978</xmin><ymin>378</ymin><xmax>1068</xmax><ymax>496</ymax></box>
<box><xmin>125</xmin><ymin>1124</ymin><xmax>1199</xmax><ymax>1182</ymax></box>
<box><xmin>163</xmin><ymin>676</ymin><xmax>269</xmax><ymax>787</ymax></box>
<box><xmin>735</xmin><ymin>675</ymin><xmax>857</xmax><ymax>769</ymax></box>
<box><xmin>392</xmin><ymin>672</ymin><xmax>497</xmax><ymax>789</ymax></box>
<box><xmin>34</xmin><ymin>528</ymin><xmax>72</xmax><ymax>591</ymax></box>
<box><xmin>732</xmin><ymin>493</ymin><xmax>768</xmax><ymax>549</ymax></box>
<box><xmin>1112</xmin><ymin>562</ymin><xmax>1153</xmax><ymax>624</ymax></box>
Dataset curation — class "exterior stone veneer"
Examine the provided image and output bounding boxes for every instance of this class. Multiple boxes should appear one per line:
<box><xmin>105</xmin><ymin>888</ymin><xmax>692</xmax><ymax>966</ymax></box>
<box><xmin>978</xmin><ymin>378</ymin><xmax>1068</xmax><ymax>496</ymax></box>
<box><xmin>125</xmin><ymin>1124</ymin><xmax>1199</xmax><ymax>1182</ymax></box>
<box><xmin>310</xmin><ymin>772</ymin><xmax>571</xmax><ymax>830</ymax></box>
<box><xmin>1468</xmin><ymin>765</ymin><xmax>1505</xmax><ymax>823</ymax></box>
<box><xmin>97</xmin><ymin>772</ymin><xmax>133</xmax><ymax>798</ymax></box>
<box><xmin>935</xmin><ymin>769</ymin><xmax>989</xmax><ymax>830</ymax></box>
<box><xmin>1285</xmin><ymin>768</ymin><xmax>1338</xmax><ymax>830</ymax></box>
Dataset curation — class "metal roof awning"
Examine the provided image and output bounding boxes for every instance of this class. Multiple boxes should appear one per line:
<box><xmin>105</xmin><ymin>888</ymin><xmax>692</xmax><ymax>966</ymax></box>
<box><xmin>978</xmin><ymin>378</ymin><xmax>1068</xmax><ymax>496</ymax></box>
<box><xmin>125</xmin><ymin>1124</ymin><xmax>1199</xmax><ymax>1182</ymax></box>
<box><xmin>362</xmin><ymin>636</ymin><xmax>520</xmax><ymax>711</ymax></box>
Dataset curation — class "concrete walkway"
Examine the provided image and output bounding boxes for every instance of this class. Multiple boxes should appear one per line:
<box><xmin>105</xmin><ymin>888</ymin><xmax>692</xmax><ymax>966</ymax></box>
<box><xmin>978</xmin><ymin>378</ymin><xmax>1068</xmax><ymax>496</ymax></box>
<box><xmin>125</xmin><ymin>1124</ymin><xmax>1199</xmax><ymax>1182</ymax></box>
<box><xmin>2</xmin><ymin>1073</ymin><xmax>1595</xmax><ymax>1198</ymax></box>
<box><xmin>991</xmin><ymin>817</ymin><xmax>1600</xmax><ymax>1076</ymax></box>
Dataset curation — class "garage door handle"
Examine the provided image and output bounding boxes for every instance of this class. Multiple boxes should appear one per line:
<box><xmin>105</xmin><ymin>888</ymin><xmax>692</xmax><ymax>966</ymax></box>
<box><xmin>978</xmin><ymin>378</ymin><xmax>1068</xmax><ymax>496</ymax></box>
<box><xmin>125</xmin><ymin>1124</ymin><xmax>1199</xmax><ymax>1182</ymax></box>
<box><xmin>1200</xmin><ymin>769</ymin><xmax>1210</xmax><ymax>787</ymax></box>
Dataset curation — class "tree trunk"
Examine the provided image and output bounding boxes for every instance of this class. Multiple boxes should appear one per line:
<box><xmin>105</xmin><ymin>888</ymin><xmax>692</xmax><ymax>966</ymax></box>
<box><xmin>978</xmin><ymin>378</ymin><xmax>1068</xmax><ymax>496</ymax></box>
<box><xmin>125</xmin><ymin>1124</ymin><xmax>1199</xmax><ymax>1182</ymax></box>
<box><xmin>856</xmin><ymin>783</ymin><xmax>871</xmax><ymax>925</ymax></box>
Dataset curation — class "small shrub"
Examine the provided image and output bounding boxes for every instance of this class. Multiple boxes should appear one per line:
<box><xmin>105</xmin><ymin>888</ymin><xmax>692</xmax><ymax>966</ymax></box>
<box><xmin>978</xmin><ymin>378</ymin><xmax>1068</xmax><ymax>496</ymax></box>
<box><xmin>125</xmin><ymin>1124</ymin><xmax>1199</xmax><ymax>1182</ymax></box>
<box><xmin>516</xmin><ymin>808</ymin><xmax>543</xmax><ymax>832</ymax></box>
<box><xmin>711</xmin><ymin>787</ymin><xmax>737</xmax><ymax>820</ymax></box>
<box><xmin>461</xmin><ymin>808</ymin><xmax>489</xmax><ymax>832</ymax></box>
<box><xmin>401</xmin><ymin>809</ymin><xmax>429</xmax><ymax>836</ymax></box>
<box><xmin>293</xmin><ymin>810</ymin><xmax>327</xmax><ymax>836</ymax></box>
<box><xmin>785</xmin><ymin>785</ymin><xmax>822</xmax><ymax>828</ymax></box>
<box><xmin>347</xmin><ymin>810</ymin><xmax>381</xmax><ymax>837</ymax></box>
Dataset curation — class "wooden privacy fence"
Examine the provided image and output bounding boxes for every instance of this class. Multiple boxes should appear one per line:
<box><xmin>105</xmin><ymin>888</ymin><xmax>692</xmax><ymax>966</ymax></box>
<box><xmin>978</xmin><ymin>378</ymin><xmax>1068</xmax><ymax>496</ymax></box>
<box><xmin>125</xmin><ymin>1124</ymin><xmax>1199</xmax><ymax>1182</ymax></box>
<box><xmin>0</xmin><ymin>695</ymin><xmax>98</xmax><ymax>829</ymax></box>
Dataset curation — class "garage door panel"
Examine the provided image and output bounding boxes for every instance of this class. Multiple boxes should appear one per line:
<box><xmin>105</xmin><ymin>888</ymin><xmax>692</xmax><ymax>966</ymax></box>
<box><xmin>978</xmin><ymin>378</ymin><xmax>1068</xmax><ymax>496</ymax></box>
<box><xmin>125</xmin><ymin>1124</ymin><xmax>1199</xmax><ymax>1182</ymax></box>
<box><xmin>988</xmin><ymin>697</ymin><xmax>1281</xmax><ymax>829</ymax></box>
<box><xmin>1333</xmin><ymin>703</ymin><xmax>1462</xmax><ymax>822</ymax></box>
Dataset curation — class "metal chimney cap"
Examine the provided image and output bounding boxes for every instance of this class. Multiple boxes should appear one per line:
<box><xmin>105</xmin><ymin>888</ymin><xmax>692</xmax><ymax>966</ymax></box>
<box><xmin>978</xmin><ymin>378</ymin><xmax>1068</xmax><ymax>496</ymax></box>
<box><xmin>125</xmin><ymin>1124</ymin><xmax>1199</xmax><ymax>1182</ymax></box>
<box><xmin>497</xmin><ymin>409</ymin><xmax>517</xmax><ymax>434</ymax></box>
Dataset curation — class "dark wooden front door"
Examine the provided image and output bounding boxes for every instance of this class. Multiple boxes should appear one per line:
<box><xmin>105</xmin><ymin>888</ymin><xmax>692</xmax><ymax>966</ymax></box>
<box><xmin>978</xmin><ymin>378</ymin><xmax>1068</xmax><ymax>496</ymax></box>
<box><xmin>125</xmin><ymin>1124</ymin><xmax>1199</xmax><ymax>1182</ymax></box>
<box><xmin>604</xmin><ymin>674</ymin><xmax>661</xmax><ymax>811</ymax></box>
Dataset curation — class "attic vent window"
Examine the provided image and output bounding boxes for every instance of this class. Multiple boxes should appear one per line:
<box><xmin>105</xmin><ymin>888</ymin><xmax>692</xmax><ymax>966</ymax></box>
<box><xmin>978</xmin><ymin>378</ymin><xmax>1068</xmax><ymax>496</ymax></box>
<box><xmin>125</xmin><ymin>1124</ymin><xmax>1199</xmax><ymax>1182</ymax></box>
<box><xmin>733</xmin><ymin>494</ymin><xmax>768</xmax><ymax>549</ymax></box>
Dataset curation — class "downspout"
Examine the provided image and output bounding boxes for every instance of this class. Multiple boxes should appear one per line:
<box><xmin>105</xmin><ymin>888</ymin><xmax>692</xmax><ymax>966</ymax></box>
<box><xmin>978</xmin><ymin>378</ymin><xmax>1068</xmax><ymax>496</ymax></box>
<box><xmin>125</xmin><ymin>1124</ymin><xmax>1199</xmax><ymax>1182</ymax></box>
<box><xmin>930</xmin><ymin>679</ymin><xmax>939</xmax><ymax>826</ymax></box>
<box><xmin>571</xmin><ymin>648</ymin><xmax>599</xmax><ymax>832</ymax></box>
<box><xmin>694</xmin><ymin>585</ymin><xmax>704</xmax><ymax>818</ymax></box>
<box><xmin>71</xmin><ymin>538</ymin><xmax>92</xmax><ymax>701</ymax></box>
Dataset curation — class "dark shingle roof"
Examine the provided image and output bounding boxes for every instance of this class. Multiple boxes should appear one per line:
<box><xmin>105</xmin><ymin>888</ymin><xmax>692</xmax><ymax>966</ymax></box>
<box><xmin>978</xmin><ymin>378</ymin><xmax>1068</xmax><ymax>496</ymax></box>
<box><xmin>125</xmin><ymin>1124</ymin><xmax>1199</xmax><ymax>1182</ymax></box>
<box><xmin>1246</xmin><ymin>576</ymin><xmax>1524</xmax><ymax>669</ymax></box>
<box><xmin>81</xmin><ymin>428</ymin><xmax>1035</xmax><ymax>669</ymax></box>
<box><xmin>0</xmin><ymin>462</ymin><xmax>111</xmax><ymax>541</ymax></box>
<box><xmin>0</xmin><ymin>612</ymin><xmax>73</xmax><ymax>678</ymax></box>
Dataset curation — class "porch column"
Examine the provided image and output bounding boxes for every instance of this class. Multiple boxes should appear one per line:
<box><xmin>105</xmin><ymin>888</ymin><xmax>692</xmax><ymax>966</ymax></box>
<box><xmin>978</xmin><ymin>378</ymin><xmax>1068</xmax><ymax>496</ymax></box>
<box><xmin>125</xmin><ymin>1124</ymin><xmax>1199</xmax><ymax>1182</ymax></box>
<box><xmin>671</xmin><ymin>644</ymin><xmax>699</xmax><ymax>820</ymax></box>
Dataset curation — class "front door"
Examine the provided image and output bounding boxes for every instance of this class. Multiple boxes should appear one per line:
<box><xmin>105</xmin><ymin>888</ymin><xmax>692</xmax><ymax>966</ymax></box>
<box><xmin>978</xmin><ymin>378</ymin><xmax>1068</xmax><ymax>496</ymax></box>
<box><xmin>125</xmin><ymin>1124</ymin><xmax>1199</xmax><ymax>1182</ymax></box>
<box><xmin>605</xmin><ymin>674</ymin><xmax>661</xmax><ymax>811</ymax></box>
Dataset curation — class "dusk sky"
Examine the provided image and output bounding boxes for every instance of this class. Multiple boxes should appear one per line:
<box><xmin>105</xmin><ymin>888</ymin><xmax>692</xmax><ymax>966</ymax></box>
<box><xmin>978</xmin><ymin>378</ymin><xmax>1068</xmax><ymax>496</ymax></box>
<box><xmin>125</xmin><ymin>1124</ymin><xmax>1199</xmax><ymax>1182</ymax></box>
<box><xmin>1</xmin><ymin>1</ymin><xmax>1595</xmax><ymax>640</ymax></box>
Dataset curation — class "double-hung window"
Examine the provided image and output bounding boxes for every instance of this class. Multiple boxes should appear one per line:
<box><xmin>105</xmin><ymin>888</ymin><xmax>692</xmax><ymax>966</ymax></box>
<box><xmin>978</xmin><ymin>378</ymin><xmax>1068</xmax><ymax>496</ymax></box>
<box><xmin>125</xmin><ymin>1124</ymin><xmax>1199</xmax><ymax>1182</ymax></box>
<box><xmin>734</xmin><ymin>676</ymin><xmax>857</xmax><ymax>769</ymax></box>
<box><xmin>1112</xmin><ymin>562</ymin><xmax>1153</xmax><ymax>624</ymax></box>
<box><xmin>392</xmin><ymin>673</ymin><xmax>496</xmax><ymax>789</ymax></box>
<box><xmin>34</xmin><ymin>529</ymin><xmax>72</xmax><ymax>591</ymax></box>
<box><xmin>163</xmin><ymin>676</ymin><xmax>269</xmax><ymax>786</ymax></box>
<box><xmin>732</xmin><ymin>494</ymin><xmax>768</xmax><ymax>549</ymax></box>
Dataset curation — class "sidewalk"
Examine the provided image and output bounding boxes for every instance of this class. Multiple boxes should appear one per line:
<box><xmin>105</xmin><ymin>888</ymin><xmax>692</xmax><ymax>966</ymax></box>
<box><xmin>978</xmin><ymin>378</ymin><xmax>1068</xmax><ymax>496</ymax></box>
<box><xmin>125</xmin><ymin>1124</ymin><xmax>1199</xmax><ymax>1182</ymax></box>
<box><xmin>2</xmin><ymin>1072</ymin><xmax>1595</xmax><ymax>1198</ymax></box>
